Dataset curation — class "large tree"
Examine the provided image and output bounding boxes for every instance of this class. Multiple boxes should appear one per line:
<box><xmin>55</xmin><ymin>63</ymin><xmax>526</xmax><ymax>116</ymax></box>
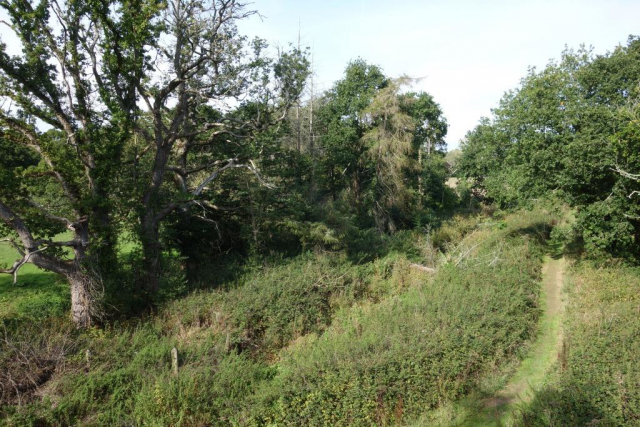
<box><xmin>316</xmin><ymin>59</ymin><xmax>387</xmax><ymax>205</ymax></box>
<box><xmin>315</xmin><ymin>61</ymin><xmax>448</xmax><ymax>231</ymax></box>
<box><xmin>0</xmin><ymin>0</ymin><xmax>308</xmax><ymax>326</ymax></box>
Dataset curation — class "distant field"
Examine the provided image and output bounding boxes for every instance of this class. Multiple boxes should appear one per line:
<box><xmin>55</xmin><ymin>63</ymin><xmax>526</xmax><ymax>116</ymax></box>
<box><xmin>0</xmin><ymin>232</ymin><xmax>138</xmax><ymax>321</ymax></box>
<box><xmin>0</xmin><ymin>240</ymin><xmax>69</xmax><ymax>320</ymax></box>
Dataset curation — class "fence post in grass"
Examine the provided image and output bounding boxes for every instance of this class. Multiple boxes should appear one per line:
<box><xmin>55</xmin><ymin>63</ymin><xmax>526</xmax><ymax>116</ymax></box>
<box><xmin>85</xmin><ymin>349</ymin><xmax>91</xmax><ymax>370</ymax></box>
<box><xmin>171</xmin><ymin>347</ymin><xmax>179</xmax><ymax>376</ymax></box>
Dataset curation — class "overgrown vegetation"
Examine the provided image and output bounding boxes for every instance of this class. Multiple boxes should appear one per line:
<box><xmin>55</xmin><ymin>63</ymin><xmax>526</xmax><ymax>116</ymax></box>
<box><xmin>0</xmin><ymin>0</ymin><xmax>454</xmax><ymax>328</ymax></box>
<box><xmin>455</xmin><ymin>36</ymin><xmax>640</xmax><ymax>425</ymax></box>
<box><xmin>1</xmin><ymin>0</ymin><xmax>638</xmax><ymax>424</ymax></box>
<box><xmin>0</xmin><ymin>209</ymin><xmax>555</xmax><ymax>426</ymax></box>
<box><xmin>244</xmin><ymin>212</ymin><xmax>549</xmax><ymax>426</ymax></box>
<box><xmin>459</xmin><ymin>36</ymin><xmax>640</xmax><ymax>262</ymax></box>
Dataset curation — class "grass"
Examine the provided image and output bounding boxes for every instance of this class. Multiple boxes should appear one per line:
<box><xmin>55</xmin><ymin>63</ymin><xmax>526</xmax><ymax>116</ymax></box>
<box><xmin>0</xmin><ymin>237</ymin><xmax>70</xmax><ymax>321</ymax></box>
<box><xmin>5</xmin><ymin>205</ymin><xmax>638</xmax><ymax>426</ymax></box>
<box><xmin>0</xmin><ymin>230</ymin><xmax>141</xmax><ymax>322</ymax></box>
<box><xmin>416</xmin><ymin>256</ymin><xmax>566</xmax><ymax>427</ymax></box>
<box><xmin>515</xmin><ymin>260</ymin><xmax>640</xmax><ymax>426</ymax></box>
<box><xmin>0</xmin><ymin>248</ymin><xmax>428</xmax><ymax>425</ymax></box>
<box><xmin>240</xmin><ymin>210</ymin><xmax>553</xmax><ymax>426</ymax></box>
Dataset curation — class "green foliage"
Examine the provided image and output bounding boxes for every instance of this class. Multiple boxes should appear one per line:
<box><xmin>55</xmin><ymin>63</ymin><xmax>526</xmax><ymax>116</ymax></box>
<box><xmin>0</xmin><ymin>209</ymin><xmax>560</xmax><ymax>426</ymax></box>
<box><xmin>314</xmin><ymin>60</ymin><xmax>450</xmax><ymax>233</ymax></box>
<box><xmin>241</xmin><ymin>213</ymin><xmax>548</xmax><ymax>426</ymax></box>
<box><xmin>316</xmin><ymin>59</ymin><xmax>388</xmax><ymax>204</ymax></box>
<box><xmin>1</xmin><ymin>241</ymin><xmax>428</xmax><ymax>424</ymax></box>
<box><xmin>430</xmin><ymin>212</ymin><xmax>486</xmax><ymax>251</ymax></box>
<box><xmin>460</xmin><ymin>36</ymin><xmax>640</xmax><ymax>261</ymax></box>
<box><xmin>163</xmin><ymin>254</ymin><xmax>364</xmax><ymax>355</ymax></box>
<box><xmin>0</xmin><ymin>0</ymin><xmax>313</xmax><ymax>325</ymax></box>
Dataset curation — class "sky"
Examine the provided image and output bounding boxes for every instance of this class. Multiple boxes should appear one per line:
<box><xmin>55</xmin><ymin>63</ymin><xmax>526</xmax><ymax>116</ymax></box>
<box><xmin>238</xmin><ymin>0</ymin><xmax>640</xmax><ymax>149</ymax></box>
<box><xmin>1</xmin><ymin>1</ymin><xmax>638</xmax><ymax>149</ymax></box>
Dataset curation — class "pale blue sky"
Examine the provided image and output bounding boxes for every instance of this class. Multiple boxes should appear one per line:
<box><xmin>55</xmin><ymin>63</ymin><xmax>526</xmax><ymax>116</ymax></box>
<box><xmin>239</xmin><ymin>0</ymin><xmax>640</xmax><ymax>149</ymax></box>
<box><xmin>1</xmin><ymin>1</ymin><xmax>637</xmax><ymax>148</ymax></box>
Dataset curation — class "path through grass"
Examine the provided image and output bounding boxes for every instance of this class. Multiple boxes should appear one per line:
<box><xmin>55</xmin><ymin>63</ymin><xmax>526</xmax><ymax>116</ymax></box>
<box><xmin>411</xmin><ymin>254</ymin><xmax>567</xmax><ymax>427</ymax></box>
<box><xmin>464</xmin><ymin>255</ymin><xmax>566</xmax><ymax>426</ymax></box>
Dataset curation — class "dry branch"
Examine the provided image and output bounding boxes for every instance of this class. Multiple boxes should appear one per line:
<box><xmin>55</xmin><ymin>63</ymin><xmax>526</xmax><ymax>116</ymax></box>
<box><xmin>409</xmin><ymin>263</ymin><xmax>436</xmax><ymax>274</ymax></box>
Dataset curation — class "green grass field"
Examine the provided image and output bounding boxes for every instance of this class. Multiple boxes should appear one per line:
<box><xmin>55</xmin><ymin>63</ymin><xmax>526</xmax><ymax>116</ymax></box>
<box><xmin>0</xmin><ymin>232</ymin><xmax>140</xmax><ymax>322</ymax></box>
<box><xmin>0</xmin><ymin>239</ymin><xmax>69</xmax><ymax>321</ymax></box>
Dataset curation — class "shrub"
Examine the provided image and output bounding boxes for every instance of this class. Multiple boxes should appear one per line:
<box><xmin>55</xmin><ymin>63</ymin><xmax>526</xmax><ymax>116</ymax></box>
<box><xmin>243</xmin><ymin>223</ymin><xmax>544</xmax><ymax>426</ymax></box>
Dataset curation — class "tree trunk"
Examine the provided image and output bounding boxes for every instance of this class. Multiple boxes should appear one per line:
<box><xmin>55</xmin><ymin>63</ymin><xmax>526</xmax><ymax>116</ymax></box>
<box><xmin>67</xmin><ymin>270</ymin><xmax>95</xmax><ymax>328</ymax></box>
<box><xmin>418</xmin><ymin>142</ymin><xmax>423</xmax><ymax>206</ymax></box>
<box><xmin>0</xmin><ymin>200</ymin><xmax>102</xmax><ymax>328</ymax></box>
<box><xmin>141</xmin><ymin>221</ymin><xmax>161</xmax><ymax>293</ymax></box>
<box><xmin>140</xmin><ymin>142</ymin><xmax>170</xmax><ymax>295</ymax></box>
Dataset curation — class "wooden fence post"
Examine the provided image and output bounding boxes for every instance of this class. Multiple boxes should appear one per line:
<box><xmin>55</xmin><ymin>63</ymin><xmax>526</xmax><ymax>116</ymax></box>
<box><xmin>171</xmin><ymin>347</ymin><xmax>179</xmax><ymax>375</ymax></box>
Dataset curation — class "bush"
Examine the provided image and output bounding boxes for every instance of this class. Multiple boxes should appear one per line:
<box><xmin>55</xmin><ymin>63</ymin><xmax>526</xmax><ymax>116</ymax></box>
<box><xmin>2</xmin><ymin>249</ymin><xmax>425</xmax><ymax>425</ymax></box>
<box><xmin>1</xmin><ymin>209</ymin><xmax>555</xmax><ymax>426</ymax></box>
<box><xmin>243</xmin><ymin>220</ymin><xmax>545</xmax><ymax>426</ymax></box>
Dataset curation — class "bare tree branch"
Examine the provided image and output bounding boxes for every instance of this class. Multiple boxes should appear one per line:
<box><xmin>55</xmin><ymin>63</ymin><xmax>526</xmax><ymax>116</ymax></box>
<box><xmin>614</xmin><ymin>164</ymin><xmax>640</xmax><ymax>181</ymax></box>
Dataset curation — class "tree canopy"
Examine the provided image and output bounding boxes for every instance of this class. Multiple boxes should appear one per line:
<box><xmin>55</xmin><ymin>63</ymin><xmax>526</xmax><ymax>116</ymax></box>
<box><xmin>0</xmin><ymin>1</ymin><xmax>451</xmax><ymax>326</ymax></box>
<box><xmin>0</xmin><ymin>0</ymin><xmax>309</xmax><ymax>325</ymax></box>
<box><xmin>459</xmin><ymin>36</ymin><xmax>640</xmax><ymax>260</ymax></box>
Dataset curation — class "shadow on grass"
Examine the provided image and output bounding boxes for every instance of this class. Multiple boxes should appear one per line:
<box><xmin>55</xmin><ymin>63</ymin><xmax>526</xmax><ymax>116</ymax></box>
<box><xmin>508</xmin><ymin>221</ymin><xmax>553</xmax><ymax>246</ymax></box>
<box><xmin>437</xmin><ymin>383</ymin><xmax>611</xmax><ymax>427</ymax></box>
<box><xmin>514</xmin><ymin>385</ymin><xmax>612</xmax><ymax>426</ymax></box>
<box><xmin>509</xmin><ymin>220</ymin><xmax>586</xmax><ymax>261</ymax></box>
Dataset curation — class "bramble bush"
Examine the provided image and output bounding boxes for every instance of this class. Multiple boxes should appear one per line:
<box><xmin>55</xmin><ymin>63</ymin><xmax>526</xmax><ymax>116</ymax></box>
<box><xmin>1</xmin><ymin>209</ymin><xmax>555</xmax><ymax>426</ymax></box>
<box><xmin>240</xmin><ymin>213</ymin><xmax>548</xmax><ymax>426</ymax></box>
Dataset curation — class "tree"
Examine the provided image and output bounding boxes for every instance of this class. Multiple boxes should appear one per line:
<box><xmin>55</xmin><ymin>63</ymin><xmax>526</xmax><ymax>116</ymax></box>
<box><xmin>314</xmin><ymin>61</ymin><xmax>449</xmax><ymax>231</ymax></box>
<box><xmin>401</xmin><ymin>91</ymin><xmax>448</xmax><ymax>213</ymax></box>
<box><xmin>459</xmin><ymin>36</ymin><xmax>640</xmax><ymax>260</ymax></box>
<box><xmin>127</xmin><ymin>0</ymin><xmax>308</xmax><ymax>291</ymax></box>
<box><xmin>0</xmin><ymin>0</ymin><xmax>162</xmax><ymax>326</ymax></box>
<box><xmin>362</xmin><ymin>76</ymin><xmax>415</xmax><ymax>232</ymax></box>
<box><xmin>316</xmin><ymin>59</ymin><xmax>387</xmax><ymax>205</ymax></box>
<box><xmin>0</xmin><ymin>0</ymin><xmax>308</xmax><ymax>326</ymax></box>
<box><xmin>361</xmin><ymin>80</ymin><xmax>448</xmax><ymax>231</ymax></box>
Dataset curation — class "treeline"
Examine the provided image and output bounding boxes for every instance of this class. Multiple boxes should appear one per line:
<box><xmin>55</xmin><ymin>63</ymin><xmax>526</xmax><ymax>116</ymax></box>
<box><xmin>459</xmin><ymin>36</ymin><xmax>640</xmax><ymax>261</ymax></box>
<box><xmin>0</xmin><ymin>0</ymin><xmax>454</xmax><ymax>326</ymax></box>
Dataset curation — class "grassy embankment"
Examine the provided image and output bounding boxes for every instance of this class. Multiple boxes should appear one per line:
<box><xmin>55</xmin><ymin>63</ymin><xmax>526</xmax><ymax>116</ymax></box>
<box><xmin>1</xmin><ymin>209</ymin><xmax>556</xmax><ymax>426</ymax></box>
<box><xmin>417</xmin><ymin>217</ymin><xmax>640</xmax><ymax>427</ymax></box>
<box><xmin>412</xmin><ymin>254</ymin><xmax>566</xmax><ymax>427</ymax></box>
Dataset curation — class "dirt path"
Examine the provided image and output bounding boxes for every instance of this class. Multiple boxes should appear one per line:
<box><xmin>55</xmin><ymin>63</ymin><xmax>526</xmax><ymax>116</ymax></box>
<box><xmin>466</xmin><ymin>255</ymin><xmax>566</xmax><ymax>426</ymax></box>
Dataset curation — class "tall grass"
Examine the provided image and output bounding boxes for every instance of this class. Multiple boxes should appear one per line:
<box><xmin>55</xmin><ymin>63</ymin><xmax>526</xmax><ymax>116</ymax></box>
<box><xmin>239</xmin><ymin>211</ymin><xmax>551</xmax><ymax>426</ymax></box>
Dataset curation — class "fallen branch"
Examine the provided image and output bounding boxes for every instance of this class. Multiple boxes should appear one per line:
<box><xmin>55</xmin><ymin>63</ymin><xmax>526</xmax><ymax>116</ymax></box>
<box><xmin>409</xmin><ymin>263</ymin><xmax>436</xmax><ymax>274</ymax></box>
